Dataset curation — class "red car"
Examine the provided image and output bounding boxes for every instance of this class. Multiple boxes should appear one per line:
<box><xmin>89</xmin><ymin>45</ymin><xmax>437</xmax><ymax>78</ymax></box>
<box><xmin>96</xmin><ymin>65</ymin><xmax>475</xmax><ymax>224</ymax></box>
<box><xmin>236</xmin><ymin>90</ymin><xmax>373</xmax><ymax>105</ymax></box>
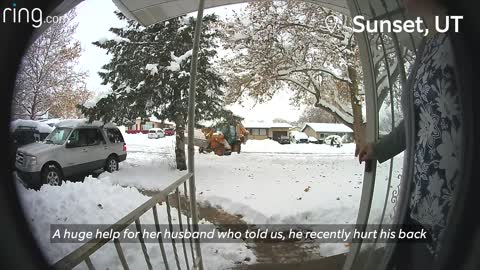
<box><xmin>163</xmin><ymin>128</ymin><xmax>175</xmax><ymax>136</ymax></box>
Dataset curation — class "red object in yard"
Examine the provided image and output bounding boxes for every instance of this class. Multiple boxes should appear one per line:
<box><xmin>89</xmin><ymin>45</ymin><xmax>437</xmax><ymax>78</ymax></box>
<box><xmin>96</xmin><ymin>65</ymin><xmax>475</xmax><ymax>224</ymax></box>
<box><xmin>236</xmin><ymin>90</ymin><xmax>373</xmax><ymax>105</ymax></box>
<box><xmin>164</xmin><ymin>128</ymin><xmax>175</xmax><ymax>136</ymax></box>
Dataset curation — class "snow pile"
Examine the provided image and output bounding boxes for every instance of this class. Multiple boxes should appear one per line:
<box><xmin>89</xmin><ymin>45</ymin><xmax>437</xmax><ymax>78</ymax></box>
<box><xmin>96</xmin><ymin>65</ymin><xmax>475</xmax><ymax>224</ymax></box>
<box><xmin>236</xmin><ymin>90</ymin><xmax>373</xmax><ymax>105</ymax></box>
<box><xmin>100</xmin><ymin>161</ymin><xmax>185</xmax><ymax>191</ymax></box>
<box><xmin>16</xmin><ymin>177</ymin><xmax>255</xmax><ymax>269</ymax></box>
<box><xmin>10</xmin><ymin>119</ymin><xmax>54</xmax><ymax>133</ymax></box>
<box><xmin>17</xmin><ymin>178</ymin><xmax>149</xmax><ymax>263</ymax></box>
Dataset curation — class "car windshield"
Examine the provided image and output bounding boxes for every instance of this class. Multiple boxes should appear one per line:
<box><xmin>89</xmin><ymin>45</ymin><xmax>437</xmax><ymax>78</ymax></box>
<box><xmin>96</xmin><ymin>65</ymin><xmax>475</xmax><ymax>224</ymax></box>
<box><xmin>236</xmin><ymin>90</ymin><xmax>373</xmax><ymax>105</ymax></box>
<box><xmin>44</xmin><ymin>127</ymin><xmax>72</xmax><ymax>145</ymax></box>
<box><xmin>149</xmin><ymin>130</ymin><xmax>156</xmax><ymax>133</ymax></box>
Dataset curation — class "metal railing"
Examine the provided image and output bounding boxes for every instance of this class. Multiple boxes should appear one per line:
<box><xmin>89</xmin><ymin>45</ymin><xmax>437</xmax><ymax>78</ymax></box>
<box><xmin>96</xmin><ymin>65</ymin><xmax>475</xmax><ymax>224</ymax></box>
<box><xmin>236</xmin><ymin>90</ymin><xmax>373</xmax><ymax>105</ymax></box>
<box><xmin>52</xmin><ymin>0</ymin><xmax>207</xmax><ymax>269</ymax></box>
<box><xmin>52</xmin><ymin>172</ymin><xmax>203</xmax><ymax>270</ymax></box>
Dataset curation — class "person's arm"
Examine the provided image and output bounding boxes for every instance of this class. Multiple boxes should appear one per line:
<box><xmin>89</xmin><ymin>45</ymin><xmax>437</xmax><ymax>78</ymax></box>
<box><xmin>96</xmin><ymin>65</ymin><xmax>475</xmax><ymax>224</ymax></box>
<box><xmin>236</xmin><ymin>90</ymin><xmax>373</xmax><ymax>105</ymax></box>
<box><xmin>372</xmin><ymin>120</ymin><xmax>406</xmax><ymax>163</ymax></box>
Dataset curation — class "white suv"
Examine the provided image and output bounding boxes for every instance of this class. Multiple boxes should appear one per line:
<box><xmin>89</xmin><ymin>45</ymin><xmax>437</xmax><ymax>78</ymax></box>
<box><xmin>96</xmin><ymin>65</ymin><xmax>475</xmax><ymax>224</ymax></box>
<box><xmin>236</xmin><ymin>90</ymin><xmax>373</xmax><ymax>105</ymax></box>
<box><xmin>148</xmin><ymin>128</ymin><xmax>165</xmax><ymax>139</ymax></box>
<box><xmin>15</xmin><ymin>120</ymin><xmax>127</xmax><ymax>188</ymax></box>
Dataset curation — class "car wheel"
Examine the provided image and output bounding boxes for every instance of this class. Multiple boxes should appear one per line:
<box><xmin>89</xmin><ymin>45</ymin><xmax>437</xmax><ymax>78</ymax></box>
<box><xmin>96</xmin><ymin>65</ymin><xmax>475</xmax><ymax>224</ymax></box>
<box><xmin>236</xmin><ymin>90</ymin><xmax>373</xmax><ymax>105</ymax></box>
<box><xmin>105</xmin><ymin>156</ymin><xmax>119</xmax><ymax>173</ymax></box>
<box><xmin>41</xmin><ymin>164</ymin><xmax>63</xmax><ymax>186</ymax></box>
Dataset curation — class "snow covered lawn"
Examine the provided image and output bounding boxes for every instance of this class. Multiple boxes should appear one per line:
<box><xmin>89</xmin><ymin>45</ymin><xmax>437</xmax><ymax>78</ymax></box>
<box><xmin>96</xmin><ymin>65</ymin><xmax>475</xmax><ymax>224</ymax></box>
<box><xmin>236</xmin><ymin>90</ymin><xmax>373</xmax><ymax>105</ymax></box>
<box><xmin>117</xmin><ymin>134</ymin><xmax>364</xmax><ymax>226</ymax></box>
<box><xmin>15</xmin><ymin>133</ymin><xmax>403</xmax><ymax>268</ymax></box>
<box><xmin>101</xmin><ymin>134</ymin><xmax>367</xmax><ymax>257</ymax></box>
<box><xmin>241</xmin><ymin>138</ymin><xmax>356</xmax><ymax>154</ymax></box>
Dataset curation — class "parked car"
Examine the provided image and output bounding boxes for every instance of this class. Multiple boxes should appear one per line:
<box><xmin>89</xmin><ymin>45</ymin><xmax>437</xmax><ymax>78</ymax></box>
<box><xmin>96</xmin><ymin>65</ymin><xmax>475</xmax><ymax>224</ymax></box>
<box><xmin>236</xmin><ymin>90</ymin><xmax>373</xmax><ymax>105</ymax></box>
<box><xmin>324</xmin><ymin>135</ymin><xmax>343</xmax><ymax>147</ymax></box>
<box><xmin>148</xmin><ymin>128</ymin><xmax>165</xmax><ymax>139</ymax></box>
<box><xmin>308</xmin><ymin>136</ymin><xmax>320</xmax><ymax>144</ymax></box>
<box><xmin>278</xmin><ymin>135</ymin><xmax>290</xmax><ymax>144</ymax></box>
<box><xmin>290</xmin><ymin>131</ymin><xmax>309</xmax><ymax>144</ymax></box>
<box><xmin>15</xmin><ymin>120</ymin><xmax>127</xmax><ymax>188</ymax></box>
<box><xmin>10</xmin><ymin>120</ymin><xmax>54</xmax><ymax>162</ymax></box>
<box><xmin>164</xmin><ymin>128</ymin><xmax>175</xmax><ymax>136</ymax></box>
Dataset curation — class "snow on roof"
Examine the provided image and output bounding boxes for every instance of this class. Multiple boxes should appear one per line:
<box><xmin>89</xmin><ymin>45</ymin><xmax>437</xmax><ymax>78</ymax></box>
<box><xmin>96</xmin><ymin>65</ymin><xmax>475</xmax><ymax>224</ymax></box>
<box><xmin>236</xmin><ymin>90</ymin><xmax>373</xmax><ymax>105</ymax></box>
<box><xmin>243</xmin><ymin>121</ymin><xmax>292</xmax><ymax>129</ymax></box>
<box><xmin>10</xmin><ymin>119</ymin><xmax>54</xmax><ymax>133</ymax></box>
<box><xmin>55</xmin><ymin>119</ymin><xmax>117</xmax><ymax>129</ymax></box>
<box><xmin>243</xmin><ymin>121</ymin><xmax>270</xmax><ymax>128</ymax></box>
<box><xmin>302</xmin><ymin>123</ymin><xmax>353</xmax><ymax>133</ymax></box>
<box><xmin>271</xmin><ymin>123</ymin><xmax>293</xmax><ymax>128</ymax></box>
<box><xmin>39</xmin><ymin>118</ymin><xmax>62</xmax><ymax>125</ymax></box>
<box><xmin>149</xmin><ymin>115</ymin><xmax>161</xmax><ymax>122</ymax></box>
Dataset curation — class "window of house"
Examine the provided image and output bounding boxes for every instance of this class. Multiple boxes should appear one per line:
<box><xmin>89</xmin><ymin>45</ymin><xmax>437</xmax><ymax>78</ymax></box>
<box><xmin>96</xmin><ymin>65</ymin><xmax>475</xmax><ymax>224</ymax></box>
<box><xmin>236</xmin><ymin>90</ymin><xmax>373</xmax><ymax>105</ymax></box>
<box><xmin>251</xmin><ymin>128</ymin><xmax>267</xmax><ymax>136</ymax></box>
<box><xmin>142</xmin><ymin>123</ymin><xmax>153</xmax><ymax>130</ymax></box>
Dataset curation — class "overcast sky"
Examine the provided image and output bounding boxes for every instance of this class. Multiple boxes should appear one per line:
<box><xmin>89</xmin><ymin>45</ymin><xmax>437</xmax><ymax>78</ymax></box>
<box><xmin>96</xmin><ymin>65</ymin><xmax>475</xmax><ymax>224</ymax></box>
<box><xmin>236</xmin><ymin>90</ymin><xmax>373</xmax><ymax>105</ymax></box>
<box><xmin>72</xmin><ymin>0</ymin><xmax>304</xmax><ymax>123</ymax></box>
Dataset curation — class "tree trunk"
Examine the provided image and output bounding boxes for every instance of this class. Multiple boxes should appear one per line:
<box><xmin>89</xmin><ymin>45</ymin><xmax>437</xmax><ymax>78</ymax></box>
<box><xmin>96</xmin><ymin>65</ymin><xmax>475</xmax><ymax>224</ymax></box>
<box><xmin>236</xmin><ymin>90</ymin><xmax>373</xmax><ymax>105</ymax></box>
<box><xmin>174</xmin><ymin>113</ymin><xmax>187</xmax><ymax>171</ymax></box>
<box><xmin>30</xmin><ymin>92</ymin><xmax>38</xmax><ymax>120</ymax></box>
<box><xmin>173</xmin><ymin>85</ymin><xmax>187</xmax><ymax>171</ymax></box>
<box><xmin>347</xmin><ymin>65</ymin><xmax>366</xmax><ymax>145</ymax></box>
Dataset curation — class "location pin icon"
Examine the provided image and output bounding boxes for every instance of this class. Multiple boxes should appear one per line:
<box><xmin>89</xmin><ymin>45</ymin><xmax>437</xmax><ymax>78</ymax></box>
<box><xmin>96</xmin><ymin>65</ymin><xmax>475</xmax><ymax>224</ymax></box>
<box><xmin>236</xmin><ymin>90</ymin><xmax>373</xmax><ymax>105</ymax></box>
<box><xmin>325</xmin><ymin>15</ymin><xmax>339</xmax><ymax>33</ymax></box>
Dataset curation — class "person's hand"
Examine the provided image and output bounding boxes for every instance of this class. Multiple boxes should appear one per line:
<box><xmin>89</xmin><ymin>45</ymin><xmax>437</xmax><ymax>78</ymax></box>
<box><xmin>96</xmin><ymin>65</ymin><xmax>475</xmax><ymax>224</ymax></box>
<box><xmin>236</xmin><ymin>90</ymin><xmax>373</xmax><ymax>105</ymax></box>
<box><xmin>355</xmin><ymin>143</ymin><xmax>374</xmax><ymax>164</ymax></box>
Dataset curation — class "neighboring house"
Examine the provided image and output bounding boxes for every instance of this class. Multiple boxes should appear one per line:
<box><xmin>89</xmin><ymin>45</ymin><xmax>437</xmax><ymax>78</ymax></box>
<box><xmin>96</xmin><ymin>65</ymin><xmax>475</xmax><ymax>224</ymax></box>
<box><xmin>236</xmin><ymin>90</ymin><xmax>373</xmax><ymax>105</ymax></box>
<box><xmin>244</xmin><ymin>121</ymin><xmax>292</xmax><ymax>141</ymax></box>
<box><xmin>289</xmin><ymin>126</ymin><xmax>301</xmax><ymax>132</ymax></box>
<box><xmin>128</xmin><ymin>116</ymin><xmax>175</xmax><ymax>133</ymax></box>
<box><xmin>301</xmin><ymin>123</ymin><xmax>354</xmax><ymax>143</ymax></box>
<box><xmin>288</xmin><ymin>126</ymin><xmax>301</xmax><ymax>137</ymax></box>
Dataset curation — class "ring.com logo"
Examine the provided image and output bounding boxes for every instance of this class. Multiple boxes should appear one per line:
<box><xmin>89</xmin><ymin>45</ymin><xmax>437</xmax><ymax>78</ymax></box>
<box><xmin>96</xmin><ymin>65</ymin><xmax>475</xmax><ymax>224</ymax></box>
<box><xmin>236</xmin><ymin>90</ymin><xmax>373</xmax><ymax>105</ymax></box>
<box><xmin>1</xmin><ymin>2</ymin><xmax>66</xmax><ymax>28</ymax></box>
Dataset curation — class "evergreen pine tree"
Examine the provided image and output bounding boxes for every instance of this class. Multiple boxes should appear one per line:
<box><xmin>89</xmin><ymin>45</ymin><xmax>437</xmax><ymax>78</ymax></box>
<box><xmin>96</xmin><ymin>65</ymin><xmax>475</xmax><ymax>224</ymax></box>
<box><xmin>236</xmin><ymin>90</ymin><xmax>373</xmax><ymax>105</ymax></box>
<box><xmin>80</xmin><ymin>12</ymin><xmax>226</xmax><ymax>170</ymax></box>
